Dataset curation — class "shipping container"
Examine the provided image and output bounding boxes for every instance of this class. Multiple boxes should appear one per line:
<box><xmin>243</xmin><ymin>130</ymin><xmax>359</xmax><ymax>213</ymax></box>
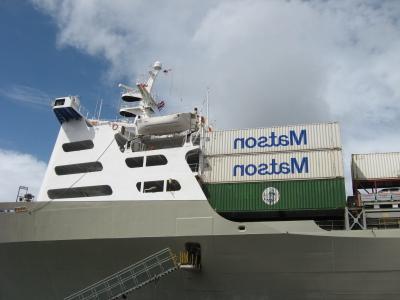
<box><xmin>203</xmin><ymin>122</ymin><xmax>341</xmax><ymax>156</ymax></box>
<box><xmin>203</xmin><ymin>178</ymin><xmax>346</xmax><ymax>214</ymax></box>
<box><xmin>202</xmin><ymin>150</ymin><xmax>344</xmax><ymax>183</ymax></box>
<box><xmin>352</xmin><ymin>152</ymin><xmax>400</xmax><ymax>180</ymax></box>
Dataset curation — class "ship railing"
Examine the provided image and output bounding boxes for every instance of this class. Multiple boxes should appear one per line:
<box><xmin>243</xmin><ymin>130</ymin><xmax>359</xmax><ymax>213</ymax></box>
<box><xmin>366</xmin><ymin>218</ymin><xmax>400</xmax><ymax>229</ymax></box>
<box><xmin>64</xmin><ymin>248</ymin><xmax>178</xmax><ymax>300</ymax></box>
<box><xmin>361</xmin><ymin>193</ymin><xmax>400</xmax><ymax>202</ymax></box>
<box><xmin>315</xmin><ymin>220</ymin><xmax>345</xmax><ymax>231</ymax></box>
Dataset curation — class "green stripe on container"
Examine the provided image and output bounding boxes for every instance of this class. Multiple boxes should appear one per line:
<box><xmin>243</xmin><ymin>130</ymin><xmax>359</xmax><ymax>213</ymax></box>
<box><xmin>203</xmin><ymin>178</ymin><xmax>346</xmax><ymax>212</ymax></box>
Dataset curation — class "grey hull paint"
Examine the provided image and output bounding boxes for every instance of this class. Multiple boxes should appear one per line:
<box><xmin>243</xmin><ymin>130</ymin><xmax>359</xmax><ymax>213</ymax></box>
<box><xmin>1</xmin><ymin>200</ymin><xmax>400</xmax><ymax>300</ymax></box>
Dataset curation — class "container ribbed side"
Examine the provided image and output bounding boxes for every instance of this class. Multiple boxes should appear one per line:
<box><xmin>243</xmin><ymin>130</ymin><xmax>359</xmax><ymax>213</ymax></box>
<box><xmin>203</xmin><ymin>178</ymin><xmax>346</xmax><ymax>212</ymax></box>
<box><xmin>352</xmin><ymin>152</ymin><xmax>400</xmax><ymax>180</ymax></box>
<box><xmin>203</xmin><ymin>122</ymin><xmax>341</xmax><ymax>155</ymax></box>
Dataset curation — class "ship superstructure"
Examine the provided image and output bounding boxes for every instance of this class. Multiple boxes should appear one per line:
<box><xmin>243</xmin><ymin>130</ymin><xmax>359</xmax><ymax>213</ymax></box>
<box><xmin>39</xmin><ymin>62</ymin><xmax>206</xmax><ymax>202</ymax></box>
<box><xmin>1</xmin><ymin>61</ymin><xmax>400</xmax><ymax>300</ymax></box>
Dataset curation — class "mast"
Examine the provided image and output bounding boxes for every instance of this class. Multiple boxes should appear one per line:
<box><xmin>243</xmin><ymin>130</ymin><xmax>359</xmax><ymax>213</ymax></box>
<box><xmin>118</xmin><ymin>61</ymin><xmax>162</xmax><ymax>119</ymax></box>
<box><xmin>206</xmin><ymin>87</ymin><xmax>210</xmax><ymax>126</ymax></box>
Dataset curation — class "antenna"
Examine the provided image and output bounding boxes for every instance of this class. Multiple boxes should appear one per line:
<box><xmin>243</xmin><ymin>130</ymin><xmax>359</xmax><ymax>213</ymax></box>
<box><xmin>93</xmin><ymin>99</ymin><xmax>99</xmax><ymax>119</ymax></box>
<box><xmin>97</xmin><ymin>99</ymin><xmax>103</xmax><ymax>120</ymax></box>
<box><xmin>206</xmin><ymin>87</ymin><xmax>210</xmax><ymax>126</ymax></box>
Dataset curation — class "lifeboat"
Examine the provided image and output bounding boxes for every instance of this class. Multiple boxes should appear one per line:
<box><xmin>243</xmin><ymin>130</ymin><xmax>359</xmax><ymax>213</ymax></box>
<box><xmin>136</xmin><ymin>113</ymin><xmax>197</xmax><ymax>135</ymax></box>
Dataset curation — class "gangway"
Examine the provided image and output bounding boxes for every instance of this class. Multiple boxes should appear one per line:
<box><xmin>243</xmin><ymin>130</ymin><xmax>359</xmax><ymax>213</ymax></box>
<box><xmin>64</xmin><ymin>248</ymin><xmax>178</xmax><ymax>300</ymax></box>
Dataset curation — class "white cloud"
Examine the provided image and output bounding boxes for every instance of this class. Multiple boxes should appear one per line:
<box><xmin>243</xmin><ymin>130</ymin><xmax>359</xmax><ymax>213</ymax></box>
<box><xmin>0</xmin><ymin>84</ymin><xmax>51</xmax><ymax>108</ymax></box>
<box><xmin>31</xmin><ymin>0</ymin><xmax>400</xmax><ymax>193</ymax></box>
<box><xmin>0</xmin><ymin>149</ymin><xmax>47</xmax><ymax>202</ymax></box>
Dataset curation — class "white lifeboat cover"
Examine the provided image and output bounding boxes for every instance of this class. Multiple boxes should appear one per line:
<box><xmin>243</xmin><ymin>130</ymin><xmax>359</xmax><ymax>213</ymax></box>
<box><xmin>137</xmin><ymin>113</ymin><xmax>195</xmax><ymax>135</ymax></box>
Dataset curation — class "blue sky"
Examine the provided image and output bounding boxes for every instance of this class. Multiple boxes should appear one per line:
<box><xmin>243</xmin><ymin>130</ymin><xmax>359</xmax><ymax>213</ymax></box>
<box><xmin>1</xmin><ymin>0</ymin><xmax>400</xmax><ymax>200</ymax></box>
<box><xmin>0</xmin><ymin>1</ymin><xmax>116</xmax><ymax>161</ymax></box>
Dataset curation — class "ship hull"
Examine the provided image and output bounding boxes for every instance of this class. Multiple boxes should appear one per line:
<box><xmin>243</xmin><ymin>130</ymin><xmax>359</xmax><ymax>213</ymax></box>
<box><xmin>1</xmin><ymin>200</ymin><xmax>400</xmax><ymax>300</ymax></box>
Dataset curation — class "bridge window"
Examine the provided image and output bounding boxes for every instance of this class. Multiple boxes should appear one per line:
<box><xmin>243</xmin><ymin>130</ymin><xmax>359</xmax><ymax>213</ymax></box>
<box><xmin>62</xmin><ymin>140</ymin><xmax>94</xmax><ymax>152</ymax></box>
<box><xmin>166</xmin><ymin>179</ymin><xmax>181</xmax><ymax>192</ymax></box>
<box><xmin>47</xmin><ymin>185</ymin><xmax>112</xmax><ymax>199</ymax></box>
<box><xmin>55</xmin><ymin>162</ymin><xmax>103</xmax><ymax>175</ymax></box>
<box><xmin>54</xmin><ymin>98</ymin><xmax>65</xmax><ymax>106</ymax></box>
<box><xmin>126</xmin><ymin>157</ymin><xmax>144</xmax><ymax>168</ymax></box>
<box><xmin>146</xmin><ymin>155</ymin><xmax>168</xmax><ymax>167</ymax></box>
<box><xmin>143</xmin><ymin>180</ymin><xmax>164</xmax><ymax>193</ymax></box>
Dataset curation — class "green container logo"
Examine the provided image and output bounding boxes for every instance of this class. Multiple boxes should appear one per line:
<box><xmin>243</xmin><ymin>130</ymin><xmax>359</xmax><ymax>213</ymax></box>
<box><xmin>262</xmin><ymin>187</ymin><xmax>280</xmax><ymax>205</ymax></box>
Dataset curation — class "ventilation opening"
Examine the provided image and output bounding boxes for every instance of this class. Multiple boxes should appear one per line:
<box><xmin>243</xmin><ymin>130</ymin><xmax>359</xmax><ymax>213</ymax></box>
<box><xmin>166</xmin><ymin>179</ymin><xmax>181</xmax><ymax>191</ymax></box>
<box><xmin>126</xmin><ymin>157</ymin><xmax>144</xmax><ymax>168</ymax></box>
<box><xmin>47</xmin><ymin>185</ymin><xmax>112</xmax><ymax>199</ymax></box>
<box><xmin>55</xmin><ymin>162</ymin><xmax>103</xmax><ymax>175</ymax></box>
<box><xmin>62</xmin><ymin>140</ymin><xmax>94</xmax><ymax>152</ymax></box>
<box><xmin>238</xmin><ymin>225</ymin><xmax>246</xmax><ymax>231</ymax></box>
<box><xmin>186</xmin><ymin>149</ymin><xmax>200</xmax><ymax>172</ymax></box>
<box><xmin>143</xmin><ymin>180</ymin><xmax>164</xmax><ymax>193</ymax></box>
<box><xmin>146</xmin><ymin>155</ymin><xmax>168</xmax><ymax>167</ymax></box>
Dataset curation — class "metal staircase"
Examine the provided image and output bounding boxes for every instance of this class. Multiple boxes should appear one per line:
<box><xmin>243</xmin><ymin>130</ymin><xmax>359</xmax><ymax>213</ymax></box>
<box><xmin>64</xmin><ymin>248</ymin><xmax>179</xmax><ymax>300</ymax></box>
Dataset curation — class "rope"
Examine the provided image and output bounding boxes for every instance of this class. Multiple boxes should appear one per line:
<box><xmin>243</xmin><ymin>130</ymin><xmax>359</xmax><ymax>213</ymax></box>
<box><xmin>29</xmin><ymin>136</ymin><xmax>116</xmax><ymax>214</ymax></box>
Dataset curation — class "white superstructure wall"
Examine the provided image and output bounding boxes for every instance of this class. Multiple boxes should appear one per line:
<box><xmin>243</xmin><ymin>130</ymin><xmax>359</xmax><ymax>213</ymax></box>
<box><xmin>38</xmin><ymin>119</ymin><xmax>206</xmax><ymax>201</ymax></box>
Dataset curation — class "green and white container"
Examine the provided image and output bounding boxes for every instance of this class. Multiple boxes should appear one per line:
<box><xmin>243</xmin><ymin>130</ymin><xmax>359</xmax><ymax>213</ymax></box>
<box><xmin>201</xmin><ymin>150</ymin><xmax>346</xmax><ymax>215</ymax></box>
<box><xmin>203</xmin><ymin>178</ymin><xmax>346</xmax><ymax>213</ymax></box>
<box><xmin>201</xmin><ymin>122</ymin><xmax>346</xmax><ymax>217</ymax></box>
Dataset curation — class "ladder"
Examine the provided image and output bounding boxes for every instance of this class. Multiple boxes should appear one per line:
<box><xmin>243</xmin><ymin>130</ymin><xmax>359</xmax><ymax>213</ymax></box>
<box><xmin>64</xmin><ymin>248</ymin><xmax>178</xmax><ymax>300</ymax></box>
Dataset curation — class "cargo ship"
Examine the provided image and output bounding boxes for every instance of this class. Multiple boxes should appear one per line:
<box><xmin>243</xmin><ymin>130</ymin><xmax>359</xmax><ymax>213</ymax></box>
<box><xmin>1</xmin><ymin>62</ymin><xmax>400</xmax><ymax>300</ymax></box>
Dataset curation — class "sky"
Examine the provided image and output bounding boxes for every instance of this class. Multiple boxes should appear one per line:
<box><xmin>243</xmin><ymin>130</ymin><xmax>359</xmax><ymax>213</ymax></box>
<box><xmin>0</xmin><ymin>0</ymin><xmax>400</xmax><ymax>200</ymax></box>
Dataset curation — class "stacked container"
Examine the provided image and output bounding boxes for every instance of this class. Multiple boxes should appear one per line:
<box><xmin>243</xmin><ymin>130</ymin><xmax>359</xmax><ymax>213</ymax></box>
<box><xmin>351</xmin><ymin>152</ymin><xmax>400</xmax><ymax>204</ymax></box>
<box><xmin>352</xmin><ymin>152</ymin><xmax>400</xmax><ymax>181</ymax></box>
<box><xmin>201</xmin><ymin>122</ymin><xmax>346</xmax><ymax>217</ymax></box>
